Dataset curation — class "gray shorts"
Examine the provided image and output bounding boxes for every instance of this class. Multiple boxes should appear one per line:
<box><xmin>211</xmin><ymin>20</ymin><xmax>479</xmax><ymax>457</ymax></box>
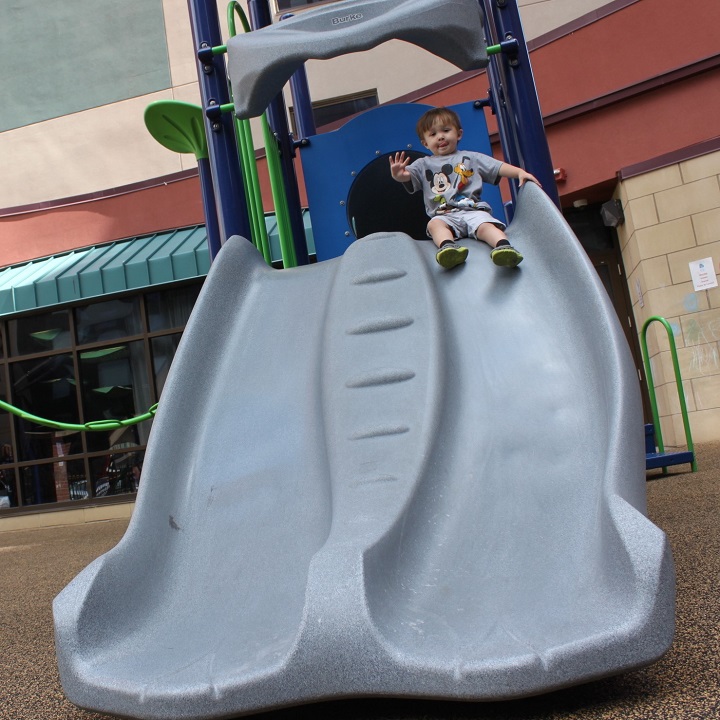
<box><xmin>428</xmin><ymin>210</ymin><xmax>506</xmax><ymax>239</ymax></box>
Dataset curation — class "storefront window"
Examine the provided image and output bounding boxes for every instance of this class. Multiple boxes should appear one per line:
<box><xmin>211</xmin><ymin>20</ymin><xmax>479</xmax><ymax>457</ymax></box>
<box><xmin>90</xmin><ymin>449</ymin><xmax>144</xmax><ymax>498</ymax></box>
<box><xmin>8</xmin><ymin>309</ymin><xmax>71</xmax><ymax>356</ymax></box>
<box><xmin>75</xmin><ymin>297</ymin><xmax>142</xmax><ymax>345</ymax></box>
<box><xmin>79</xmin><ymin>341</ymin><xmax>153</xmax><ymax>453</ymax></box>
<box><xmin>151</xmin><ymin>333</ymin><xmax>182</xmax><ymax>397</ymax></box>
<box><xmin>0</xmin><ymin>366</ymin><xmax>15</xmax><ymax>507</ymax></box>
<box><xmin>146</xmin><ymin>284</ymin><xmax>200</xmax><ymax>332</ymax></box>
<box><xmin>10</xmin><ymin>355</ymin><xmax>83</xmax><ymax>461</ymax></box>
<box><xmin>19</xmin><ymin>460</ymin><xmax>87</xmax><ymax>506</ymax></box>
<box><xmin>1</xmin><ymin>279</ymin><xmax>201</xmax><ymax>512</ymax></box>
<box><xmin>0</xmin><ymin>465</ymin><xmax>17</xmax><ymax>508</ymax></box>
<box><xmin>0</xmin><ymin>369</ymin><xmax>12</xmax><ymax>455</ymax></box>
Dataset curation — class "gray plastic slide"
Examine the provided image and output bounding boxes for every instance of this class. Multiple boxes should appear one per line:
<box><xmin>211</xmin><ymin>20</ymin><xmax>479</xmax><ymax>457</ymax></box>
<box><xmin>54</xmin><ymin>183</ymin><xmax>674</xmax><ymax>720</ymax></box>
<box><xmin>226</xmin><ymin>0</ymin><xmax>488</xmax><ymax>119</ymax></box>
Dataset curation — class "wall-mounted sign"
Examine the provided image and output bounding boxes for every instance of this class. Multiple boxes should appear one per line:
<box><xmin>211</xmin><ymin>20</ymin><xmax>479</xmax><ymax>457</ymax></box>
<box><xmin>689</xmin><ymin>257</ymin><xmax>718</xmax><ymax>292</ymax></box>
<box><xmin>635</xmin><ymin>277</ymin><xmax>644</xmax><ymax>308</ymax></box>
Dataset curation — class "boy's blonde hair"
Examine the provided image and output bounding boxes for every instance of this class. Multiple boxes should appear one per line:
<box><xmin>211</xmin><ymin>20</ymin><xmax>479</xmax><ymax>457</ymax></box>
<box><xmin>416</xmin><ymin>107</ymin><xmax>462</xmax><ymax>141</ymax></box>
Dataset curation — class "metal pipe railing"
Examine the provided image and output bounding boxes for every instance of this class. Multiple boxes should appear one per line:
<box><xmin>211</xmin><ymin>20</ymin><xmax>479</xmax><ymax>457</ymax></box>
<box><xmin>640</xmin><ymin>316</ymin><xmax>697</xmax><ymax>472</ymax></box>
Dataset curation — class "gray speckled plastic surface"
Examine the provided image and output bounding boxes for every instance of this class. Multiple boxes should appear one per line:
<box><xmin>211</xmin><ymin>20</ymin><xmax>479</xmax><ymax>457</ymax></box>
<box><xmin>54</xmin><ymin>183</ymin><xmax>675</xmax><ymax>720</ymax></box>
<box><xmin>226</xmin><ymin>0</ymin><xmax>487</xmax><ymax>119</ymax></box>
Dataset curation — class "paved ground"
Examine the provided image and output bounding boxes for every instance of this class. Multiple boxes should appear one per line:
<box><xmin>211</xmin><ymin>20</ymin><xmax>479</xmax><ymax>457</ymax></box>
<box><xmin>1</xmin><ymin>445</ymin><xmax>718</xmax><ymax>720</ymax></box>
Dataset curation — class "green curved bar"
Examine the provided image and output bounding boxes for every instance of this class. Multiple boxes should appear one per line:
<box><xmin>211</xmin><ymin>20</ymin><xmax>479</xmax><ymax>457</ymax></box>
<box><xmin>226</xmin><ymin>1</ymin><xmax>280</xmax><ymax>265</ymax></box>
<box><xmin>227</xmin><ymin>0</ymin><xmax>297</xmax><ymax>268</ymax></box>
<box><xmin>0</xmin><ymin>399</ymin><xmax>158</xmax><ymax>433</ymax></box>
<box><xmin>262</xmin><ymin>118</ymin><xmax>297</xmax><ymax>267</ymax></box>
<box><xmin>640</xmin><ymin>316</ymin><xmax>696</xmax><ymax>471</ymax></box>
<box><xmin>236</xmin><ymin>115</ymin><xmax>272</xmax><ymax>262</ymax></box>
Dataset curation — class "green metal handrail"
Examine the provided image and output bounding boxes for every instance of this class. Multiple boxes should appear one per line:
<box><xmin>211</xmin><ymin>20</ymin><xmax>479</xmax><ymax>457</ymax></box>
<box><xmin>0</xmin><ymin>399</ymin><xmax>157</xmax><ymax>432</ymax></box>
<box><xmin>640</xmin><ymin>316</ymin><xmax>696</xmax><ymax>471</ymax></box>
<box><xmin>227</xmin><ymin>2</ymin><xmax>272</xmax><ymax>264</ymax></box>
<box><xmin>226</xmin><ymin>1</ymin><xmax>296</xmax><ymax>268</ymax></box>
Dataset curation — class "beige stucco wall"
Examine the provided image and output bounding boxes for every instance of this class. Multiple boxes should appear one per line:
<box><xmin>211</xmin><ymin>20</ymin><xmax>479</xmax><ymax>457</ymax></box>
<box><xmin>619</xmin><ymin>150</ymin><xmax>720</xmax><ymax>446</ymax></box>
<box><xmin>0</xmin><ymin>0</ymin><xmax>614</xmax><ymax>209</ymax></box>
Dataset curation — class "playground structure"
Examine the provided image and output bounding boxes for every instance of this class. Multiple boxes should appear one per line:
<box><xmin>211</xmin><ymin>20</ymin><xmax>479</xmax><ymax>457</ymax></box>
<box><xmin>53</xmin><ymin>1</ymin><xmax>676</xmax><ymax>718</ymax></box>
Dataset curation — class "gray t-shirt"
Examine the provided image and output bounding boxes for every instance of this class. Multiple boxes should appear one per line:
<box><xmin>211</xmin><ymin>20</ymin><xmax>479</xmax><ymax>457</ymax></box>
<box><xmin>406</xmin><ymin>151</ymin><xmax>503</xmax><ymax>217</ymax></box>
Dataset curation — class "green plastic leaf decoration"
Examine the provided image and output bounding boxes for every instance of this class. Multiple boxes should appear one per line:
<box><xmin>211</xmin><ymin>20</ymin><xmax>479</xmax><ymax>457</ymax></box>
<box><xmin>144</xmin><ymin>100</ymin><xmax>209</xmax><ymax>160</ymax></box>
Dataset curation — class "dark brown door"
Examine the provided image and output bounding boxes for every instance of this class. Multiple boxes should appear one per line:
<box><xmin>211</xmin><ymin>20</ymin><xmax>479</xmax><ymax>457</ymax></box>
<box><xmin>564</xmin><ymin>203</ymin><xmax>652</xmax><ymax>422</ymax></box>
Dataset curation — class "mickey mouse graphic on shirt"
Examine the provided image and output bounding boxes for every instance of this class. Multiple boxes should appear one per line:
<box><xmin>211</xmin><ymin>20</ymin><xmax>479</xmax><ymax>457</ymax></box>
<box><xmin>426</xmin><ymin>156</ymin><xmax>479</xmax><ymax>214</ymax></box>
<box><xmin>426</xmin><ymin>165</ymin><xmax>454</xmax><ymax>213</ymax></box>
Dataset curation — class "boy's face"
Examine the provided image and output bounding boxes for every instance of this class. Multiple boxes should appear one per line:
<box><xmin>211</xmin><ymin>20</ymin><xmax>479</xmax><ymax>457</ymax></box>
<box><xmin>421</xmin><ymin>119</ymin><xmax>462</xmax><ymax>156</ymax></box>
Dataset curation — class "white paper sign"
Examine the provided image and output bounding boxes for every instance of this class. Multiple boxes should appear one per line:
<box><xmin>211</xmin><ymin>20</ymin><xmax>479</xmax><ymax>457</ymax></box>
<box><xmin>635</xmin><ymin>277</ymin><xmax>644</xmax><ymax>308</ymax></box>
<box><xmin>689</xmin><ymin>257</ymin><xmax>718</xmax><ymax>291</ymax></box>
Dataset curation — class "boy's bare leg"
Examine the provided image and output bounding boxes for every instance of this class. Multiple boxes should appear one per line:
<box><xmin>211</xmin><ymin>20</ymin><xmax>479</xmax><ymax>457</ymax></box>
<box><xmin>475</xmin><ymin>222</ymin><xmax>523</xmax><ymax>267</ymax></box>
<box><xmin>427</xmin><ymin>218</ymin><xmax>456</xmax><ymax>247</ymax></box>
<box><xmin>428</xmin><ymin>218</ymin><xmax>468</xmax><ymax>270</ymax></box>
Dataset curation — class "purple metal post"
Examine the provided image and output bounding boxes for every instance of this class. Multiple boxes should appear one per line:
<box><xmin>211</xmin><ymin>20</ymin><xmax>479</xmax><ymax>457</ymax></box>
<box><xmin>247</xmin><ymin>0</ymin><xmax>310</xmax><ymax>266</ymax></box>
<box><xmin>289</xmin><ymin>68</ymin><xmax>317</xmax><ymax>142</ymax></box>
<box><xmin>186</xmin><ymin>0</ymin><xmax>252</xmax><ymax>259</ymax></box>
<box><xmin>482</xmin><ymin>0</ymin><xmax>560</xmax><ymax>208</ymax></box>
<box><xmin>280</xmin><ymin>14</ymin><xmax>317</xmax><ymax>142</ymax></box>
<box><xmin>197</xmin><ymin>158</ymin><xmax>222</xmax><ymax>258</ymax></box>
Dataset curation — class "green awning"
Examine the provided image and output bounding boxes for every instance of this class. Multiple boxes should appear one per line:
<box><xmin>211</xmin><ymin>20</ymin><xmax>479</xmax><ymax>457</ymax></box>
<box><xmin>0</xmin><ymin>213</ymin><xmax>314</xmax><ymax>317</ymax></box>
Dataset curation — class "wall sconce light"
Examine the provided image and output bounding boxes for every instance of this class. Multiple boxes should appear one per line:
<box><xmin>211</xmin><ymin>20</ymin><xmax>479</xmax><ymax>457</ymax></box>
<box><xmin>600</xmin><ymin>199</ymin><xmax>625</xmax><ymax>228</ymax></box>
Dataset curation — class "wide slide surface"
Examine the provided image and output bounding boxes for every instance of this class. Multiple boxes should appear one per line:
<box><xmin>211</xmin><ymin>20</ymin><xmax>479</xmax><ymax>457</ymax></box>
<box><xmin>54</xmin><ymin>183</ymin><xmax>674</xmax><ymax>720</ymax></box>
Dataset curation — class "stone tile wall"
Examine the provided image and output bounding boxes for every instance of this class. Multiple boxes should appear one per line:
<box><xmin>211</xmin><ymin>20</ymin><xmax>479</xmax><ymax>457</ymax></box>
<box><xmin>619</xmin><ymin>151</ymin><xmax>720</xmax><ymax>446</ymax></box>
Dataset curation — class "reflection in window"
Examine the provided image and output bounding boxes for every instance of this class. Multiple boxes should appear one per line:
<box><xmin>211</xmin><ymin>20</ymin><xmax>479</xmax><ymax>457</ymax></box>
<box><xmin>1</xmin><ymin>280</ymin><xmax>200</xmax><ymax>510</ymax></box>
<box><xmin>19</xmin><ymin>460</ymin><xmax>86</xmax><ymax>506</ymax></box>
<box><xmin>90</xmin><ymin>449</ymin><xmax>144</xmax><ymax>497</ymax></box>
<box><xmin>75</xmin><ymin>297</ymin><xmax>142</xmax><ymax>345</ymax></box>
<box><xmin>146</xmin><ymin>283</ymin><xmax>201</xmax><ymax>332</ymax></box>
<box><xmin>8</xmin><ymin>310</ymin><xmax>71</xmax><ymax>356</ymax></box>
<box><xmin>10</xmin><ymin>355</ymin><xmax>82</xmax><ymax>461</ymax></box>
<box><xmin>0</xmin><ymin>465</ymin><xmax>16</xmax><ymax>508</ymax></box>
<box><xmin>151</xmin><ymin>333</ymin><xmax>182</xmax><ymax>397</ymax></box>
<box><xmin>0</xmin><ymin>370</ymin><xmax>12</xmax><ymax>459</ymax></box>
<box><xmin>79</xmin><ymin>341</ymin><xmax>152</xmax><ymax>453</ymax></box>
<box><xmin>289</xmin><ymin>89</ymin><xmax>378</xmax><ymax>135</ymax></box>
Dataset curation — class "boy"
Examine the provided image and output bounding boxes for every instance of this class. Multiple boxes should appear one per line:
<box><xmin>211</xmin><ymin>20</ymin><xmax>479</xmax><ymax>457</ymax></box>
<box><xmin>389</xmin><ymin>107</ymin><xmax>540</xmax><ymax>269</ymax></box>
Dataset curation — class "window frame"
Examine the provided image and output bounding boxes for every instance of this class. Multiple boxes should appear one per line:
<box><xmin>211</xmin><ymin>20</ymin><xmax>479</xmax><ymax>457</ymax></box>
<box><xmin>0</xmin><ymin>279</ymin><xmax>203</xmax><ymax>514</ymax></box>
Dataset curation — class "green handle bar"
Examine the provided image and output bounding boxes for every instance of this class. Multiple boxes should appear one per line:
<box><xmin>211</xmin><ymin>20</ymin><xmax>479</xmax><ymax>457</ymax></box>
<box><xmin>640</xmin><ymin>315</ymin><xmax>696</xmax><ymax>472</ymax></box>
<box><xmin>0</xmin><ymin>399</ymin><xmax>158</xmax><ymax>433</ymax></box>
<box><xmin>226</xmin><ymin>1</ymin><xmax>297</xmax><ymax>268</ymax></box>
<box><xmin>227</xmin><ymin>1</ymin><xmax>272</xmax><ymax>264</ymax></box>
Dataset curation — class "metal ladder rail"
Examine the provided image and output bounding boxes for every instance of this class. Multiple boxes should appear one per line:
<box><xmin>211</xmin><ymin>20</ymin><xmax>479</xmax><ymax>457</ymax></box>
<box><xmin>640</xmin><ymin>315</ymin><xmax>696</xmax><ymax>472</ymax></box>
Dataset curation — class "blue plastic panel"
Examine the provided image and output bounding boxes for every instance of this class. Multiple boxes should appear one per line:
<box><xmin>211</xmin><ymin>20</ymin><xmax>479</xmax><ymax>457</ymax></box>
<box><xmin>301</xmin><ymin>101</ymin><xmax>503</xmax><ymax>261</ymax></box>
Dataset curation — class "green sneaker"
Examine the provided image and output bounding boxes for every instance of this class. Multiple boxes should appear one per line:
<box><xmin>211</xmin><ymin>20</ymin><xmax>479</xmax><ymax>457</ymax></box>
<box><xmin>491</xmin><ymin>244</ymin><xmax>523</xmax><ymax>267</ymax></box>
<box><xmin>436</xmin><ymin>244</ymin><xmax>469</xmax><ymax>269</ymax></box>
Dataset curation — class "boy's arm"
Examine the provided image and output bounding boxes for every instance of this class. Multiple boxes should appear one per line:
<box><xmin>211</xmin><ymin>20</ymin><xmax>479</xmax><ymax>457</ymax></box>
<box><xmin>498</xmin><ymin>162</ymin><xmax>541</xmax><ymax>187</ymax></box>
<box><xmin>389</xmin><ymin>151</ymin><xmax>412</xmax><ymax>183</ymax></box>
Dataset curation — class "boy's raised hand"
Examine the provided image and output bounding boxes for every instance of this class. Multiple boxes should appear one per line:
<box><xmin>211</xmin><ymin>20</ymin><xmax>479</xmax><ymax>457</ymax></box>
<box><xmin>389</xmin><ymin>151</ymin><xmax>411</xmax><ymax>182</ymax></box>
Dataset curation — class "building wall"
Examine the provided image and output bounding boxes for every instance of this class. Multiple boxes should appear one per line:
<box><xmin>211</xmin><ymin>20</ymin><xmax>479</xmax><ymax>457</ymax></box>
<box><xmin>0</xmin><ymin>0</ymin><xmax>614</xmax><ymax>210</ymax></box>
<box><xmin>619</xmin><ymin>149</ymin><xmax>720</xmax><ymax>445</ymax></box>
<box><xmin>2</xmin><ymin>1</ymin><xmax>719</xmax><ymax>523</ymax></box>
